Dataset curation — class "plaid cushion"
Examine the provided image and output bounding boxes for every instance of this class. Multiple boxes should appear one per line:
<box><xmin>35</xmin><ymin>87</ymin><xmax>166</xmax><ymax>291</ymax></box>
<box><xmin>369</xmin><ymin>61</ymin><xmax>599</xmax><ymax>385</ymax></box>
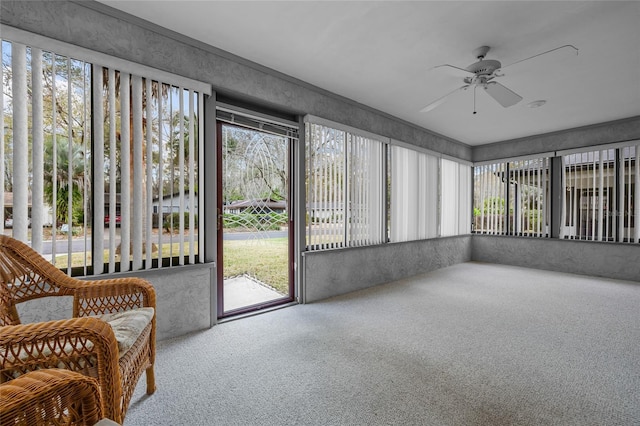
<box><xmin>97</xmin><ymin>307</ymin><xmax>154</xmax><ymax>358</ymax></box>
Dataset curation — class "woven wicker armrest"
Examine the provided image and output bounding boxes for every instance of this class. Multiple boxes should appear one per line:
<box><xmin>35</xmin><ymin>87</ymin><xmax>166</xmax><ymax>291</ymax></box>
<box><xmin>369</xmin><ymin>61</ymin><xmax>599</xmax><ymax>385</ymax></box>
<box><xmin>0</xmin><ymin>369</ymin><xmax>104</xmax><ymax>425</ymax></box>
<box><xmin>0</xmin><ymin>316</ymin><xmax>122</xmax><ymax>417</ymax></box>
<box><xmin>73</xmin><ymin>277</ymin><xmax>157</xmax><ymax>317</ymax></box>
<box><xmin>1</xmin><ymin>236</ymin><xmax>156</xmax><ymax>423</ymax></box>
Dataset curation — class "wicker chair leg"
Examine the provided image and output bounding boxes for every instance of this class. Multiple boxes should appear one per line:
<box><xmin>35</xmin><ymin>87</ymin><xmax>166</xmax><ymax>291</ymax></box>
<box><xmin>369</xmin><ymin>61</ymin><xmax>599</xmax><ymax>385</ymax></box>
<box><xmin>146</xmin><ymin>366</ymin><xmax>156</xmax><ymax>394</ymax></box>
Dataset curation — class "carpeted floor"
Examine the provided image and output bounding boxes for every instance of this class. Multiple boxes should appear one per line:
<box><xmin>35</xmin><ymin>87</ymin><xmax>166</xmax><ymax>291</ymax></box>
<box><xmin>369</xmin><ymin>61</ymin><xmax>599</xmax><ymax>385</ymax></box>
<box><xmin>124</xmin><ymin>262</ymin><xmax>640</xmax><ymax>425</ymax></box>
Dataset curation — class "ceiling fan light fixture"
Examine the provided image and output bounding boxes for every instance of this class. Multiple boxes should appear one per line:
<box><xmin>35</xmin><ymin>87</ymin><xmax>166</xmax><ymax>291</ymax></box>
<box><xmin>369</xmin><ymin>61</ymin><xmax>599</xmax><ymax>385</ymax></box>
<box><xmin>526</xmin><ymin>100</ymin><xmax>547</xmax><ymax>108</ymax></box>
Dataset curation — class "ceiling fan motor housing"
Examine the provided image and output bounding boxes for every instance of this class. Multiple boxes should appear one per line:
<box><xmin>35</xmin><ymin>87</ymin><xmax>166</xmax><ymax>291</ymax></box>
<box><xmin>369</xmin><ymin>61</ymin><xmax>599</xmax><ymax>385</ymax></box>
<box><xmin>465</xmin><ymin>59</ymin><xmax>502</xmax><ymax>76</ymax></box>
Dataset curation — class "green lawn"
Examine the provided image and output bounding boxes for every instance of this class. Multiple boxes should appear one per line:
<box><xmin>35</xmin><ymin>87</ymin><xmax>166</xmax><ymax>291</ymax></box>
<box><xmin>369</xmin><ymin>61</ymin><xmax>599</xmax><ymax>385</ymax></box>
<box><xmin>223</xmin><ymin>237</ymin><xmax>289</xmax><ymax>294</ymax></box>
<box><xmin>55</xmin><ymin>237</ymin><xmax>289</xmax><ymax>294</ymax></box>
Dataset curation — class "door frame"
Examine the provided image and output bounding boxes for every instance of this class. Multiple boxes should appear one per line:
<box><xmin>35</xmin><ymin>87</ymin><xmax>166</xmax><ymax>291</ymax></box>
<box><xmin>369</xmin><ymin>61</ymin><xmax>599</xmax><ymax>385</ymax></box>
<box><xmin>216</xmin><ymin>120</ymin><xmax>295</xmax><ymax>318</ymax></box>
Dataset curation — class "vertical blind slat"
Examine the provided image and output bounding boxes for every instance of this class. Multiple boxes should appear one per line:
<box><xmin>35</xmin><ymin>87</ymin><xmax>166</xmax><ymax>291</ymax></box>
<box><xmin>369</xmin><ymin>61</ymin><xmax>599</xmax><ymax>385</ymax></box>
<box><xmin>627</xmin><ymin>151</ymin><xmax>632</xmax><ymax>242</ymax></box>
<box><xmin>178</xmin><ymin>88</ymin><xmax>185</xmax><ymax>264</ymax></box>
<box><xmin>188</xmin><ymin>89</ymin><xmax>195</xmax><ymax>264</ymax></box>
<box><xmin>598</xmin><ymin>154</ymin><xmax>604</xmax><ymax>241</ymax></box>
<box><xmin>13</xmin><ymin>43</ymin><xmax>29</xmax><ymax>242</ymax></box>
<box><xmin>157</xmin><ymin>82</ymin><xmax>164</xmax><ymax>269</ymax></box>
<box><xmin>66</xmin><ymin>58</ymin><xmax>74</xmax><ymax>274</ymax></box>
<box><xmin>93</xmin><ymin>67</ymin><xmax>105</xmax><ymax>274</ymax></box>
<box><xmin>145</xmin><ymin>78</ymin><xmax>153</xmax><ymax>268</ymax></box>
<box><xmin>0</xmin><ymin>41</ymin><xmax>4</xmax><ymax>233</ymax></box>
<box><xmin>635</xmin><ymin>145</ymin><xmax>640</xmax><ymax>243</ymax></box>
<box><xmin>198</xmin><ymin>92</ymin><xmax>205</xmax><ymax>261</ymax></box>
<box><xmin>618</xmin><ymin>150</ymin><xmax>624</xmax><ymax>240</ymax></box>
<box><xmin>82</xmin><ymin>62</ymin><xmax>90</xmax><ymax>275</ymax></box>
<box><xmin>31</xmin><ymin>48</ymin><xmax>44</xmax><ymax>252</ymax></box>
<box><xmin>132</xmin><ymin>75</ymin><xmax>143</xmax><ymax>270</ymax></box>
<box><xmin>120</xmin><ymin>72</ymin><xmax>131</xmax><ymax>271</ymax></box>
<box><xmin>108</xmin><ymin>68</ymin><xmax>117</xmax><ymax>272</ymax></box>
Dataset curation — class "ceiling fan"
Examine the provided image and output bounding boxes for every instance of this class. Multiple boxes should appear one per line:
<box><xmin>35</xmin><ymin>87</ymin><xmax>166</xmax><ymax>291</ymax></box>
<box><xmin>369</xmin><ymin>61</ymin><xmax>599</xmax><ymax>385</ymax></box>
<box><xmin>421</xmin><ymin>44</ymin><xmax>578</xmax><ymax>114</ymax></box>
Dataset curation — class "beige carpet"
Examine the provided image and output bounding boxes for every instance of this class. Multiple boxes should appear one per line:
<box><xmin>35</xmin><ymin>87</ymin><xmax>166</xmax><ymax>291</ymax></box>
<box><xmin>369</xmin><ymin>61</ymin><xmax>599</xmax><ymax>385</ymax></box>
<box><xmin>125</xmin><ymin>262</ymin><xmax>640</xmax><ymax>425</ymax></box>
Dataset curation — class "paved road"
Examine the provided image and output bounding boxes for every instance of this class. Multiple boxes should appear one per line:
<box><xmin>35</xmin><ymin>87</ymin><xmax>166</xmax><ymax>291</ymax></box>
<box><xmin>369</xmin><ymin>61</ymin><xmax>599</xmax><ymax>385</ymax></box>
<box><xmin>223</xmin><ymin>230</ymin><xmax>288</xmax><ymax>241</ymax></box>
<box><xmin>39</xmin><ymin>230</ymin><xmax>288</xmax><ymax>254</ymax></box>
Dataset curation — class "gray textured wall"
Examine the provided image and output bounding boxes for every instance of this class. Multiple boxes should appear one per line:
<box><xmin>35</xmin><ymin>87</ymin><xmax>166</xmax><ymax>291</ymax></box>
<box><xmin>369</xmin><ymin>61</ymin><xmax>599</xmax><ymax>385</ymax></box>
<box><xmin>302</xmin><ymin>236</ymin><xmax>472</xmax><ymax>302</ymax></box>
<box><xmin>472</xmin><ymin>235</ymin><xmax>640</xmax><ymax>283</ymax></box>
<box><xmin>471</xmin><ymin>116</ymin><xmax>640</xmax><ymax>283</ymax></box>
<box><xmin>16</xmin><ymin>265</ymin><xmax>213</xmax><ymax>341</ymax></box>
<box><xmin>128</xmin><ymin>265</ymin><xmax>213</xmax><ymax>340</ymax></box>
<box><xmin>473</xmin><ymin>116</ymin><xmax>640</xmax><ymax>163</ymax></box>
<box><xmin>0</xmin><ymin>0</ymin><xmax>470</xmax><ymax>161</ymax></box>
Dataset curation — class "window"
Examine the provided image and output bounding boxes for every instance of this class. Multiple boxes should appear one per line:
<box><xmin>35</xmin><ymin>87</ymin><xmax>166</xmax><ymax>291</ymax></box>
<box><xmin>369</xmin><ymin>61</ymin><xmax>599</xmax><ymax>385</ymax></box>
<box><xmin>473</xmin><ymin>157</ymin><xmax>550</xmax><ymax>237</ymax></box>
<box><xmin>441</xmin><ymin>158</ymin><xmax>472</xmax><ymax>236</ymax></box>
<box><xmin>561</xmin><ymin>144</ymin><xmax>638</xmax><ymax>243</ymax></box>
<box><xmin>473</xmin><ymin>162</ymin><xmax>508</xmax><ymax>235</ymax></box>
<box><xmin>1</xmin><ymin>31</ymin><xmax>210</xmax><ymax>275</ymax></box>
<box><xmin>389</xmin><ymin>145</ymin><xmax>438</xmax><ymax>242</ymax></box>
<box><xmin>305</xmin><ymin>119</ymin><xmax>385</xmax><ymax>250</ymax></box>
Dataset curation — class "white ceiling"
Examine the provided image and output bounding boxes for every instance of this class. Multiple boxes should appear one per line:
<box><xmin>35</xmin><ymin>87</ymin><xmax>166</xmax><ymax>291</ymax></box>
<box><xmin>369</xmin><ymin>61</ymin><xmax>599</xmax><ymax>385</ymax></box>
<box><xmin>98</xmin><ymin>1</ymin><xmax>640</xmax><ymax>146</ymax></box>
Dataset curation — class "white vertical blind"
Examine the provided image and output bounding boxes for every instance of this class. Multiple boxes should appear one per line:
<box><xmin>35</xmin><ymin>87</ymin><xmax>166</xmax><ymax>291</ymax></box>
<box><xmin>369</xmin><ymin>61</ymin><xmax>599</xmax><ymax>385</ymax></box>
<box><xmin>348</xmin><ymin>134</ymin><xmax>385</xmax><ymax>246</ymax></box>
<box><xmin>507</xmin><ymin>158</ymin><xmax>549</xmax><ymax>237</ymax></box>
<box><xmin>440</xmin><ymin>159</ymin><xmax>460</xmax><ymax>236</ymax></box>
<box><xmin>305</xmin><ymin>121</ymin><xmax>385</xmax><ymax>250</ymax></box>
<box><xmin>306</xmin><ymin>123</ymin><xmax>344</xmax><ymax>250</ymax></box>
<box><xmin>474</xmin><ymin>158</ymin><xmax>548</xmax><ymax>237</ymax></box>
<box><xmin>1</xmin><ymin>33</ymin><xmax>209</xmax><ymax>275</ymax></box>
<box><xmin>560</xmin><ymin>146</ymin><xmax>638</xmax><ymax>243</ymax></box>
<box><xmin>473</xmin><ymin>162</ymin><xmax>508</xmax><ymax>235</ymax></box>
<box><xmin>458</xmin><ymin>164</ymin><xmax>472</xmax><ymax>234</ymax></box>
<box><xmin>390</xmin><ymin>145</ymin><xmax>438</xmax><ymax>242</ymax></box>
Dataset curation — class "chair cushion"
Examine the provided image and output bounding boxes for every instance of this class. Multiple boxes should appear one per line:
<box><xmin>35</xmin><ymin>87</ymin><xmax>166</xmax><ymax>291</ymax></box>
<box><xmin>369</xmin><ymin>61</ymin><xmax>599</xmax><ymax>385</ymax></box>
<box><xmin>96</xmin><ymin>307</ymin><xmax>154</xmax><ymax>358</ymax></box>
<box><xmin>4</xmin><ymin>308</ymin><xmax>154</xmax><ymax>371</ymax></box>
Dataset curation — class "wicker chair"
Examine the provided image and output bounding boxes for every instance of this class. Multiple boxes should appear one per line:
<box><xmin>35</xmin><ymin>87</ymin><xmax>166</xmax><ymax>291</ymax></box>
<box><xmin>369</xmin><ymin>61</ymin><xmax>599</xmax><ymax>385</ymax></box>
<box><xmin>0</xmin><ymin>369</ymin><xmax>106</xmax><ymax>425</ymax></box>
<box><xmin>0</xmin><ymin>235</ymin><xmax>156</xmax><ymax>424</ymax></box>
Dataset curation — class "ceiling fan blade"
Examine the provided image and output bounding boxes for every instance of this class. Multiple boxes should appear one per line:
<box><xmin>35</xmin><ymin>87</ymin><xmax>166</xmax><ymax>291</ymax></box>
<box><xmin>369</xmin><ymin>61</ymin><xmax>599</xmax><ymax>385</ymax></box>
<box><xmin>483</xmin><ymin>82</ymin><xmax>522</xmax><ymax>107</ymax></box>
<box><xmin>420</xmin><ymin>85</ymin><xmax>469</xmax><ymax>112</ymax></box>
<box><xmin>497</xmin><ymin>44</ymin><xmax>579</xmax><ymax>73</ymax></box>
<box><xmin>430</xmin><ymin>64</ymin><xmax>475</xmax><ymax>78</ymax></box>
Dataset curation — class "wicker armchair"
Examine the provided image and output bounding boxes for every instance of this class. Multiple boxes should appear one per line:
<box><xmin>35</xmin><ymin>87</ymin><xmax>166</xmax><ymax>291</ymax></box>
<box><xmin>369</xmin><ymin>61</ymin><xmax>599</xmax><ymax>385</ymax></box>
<box><xmin>0</xmin><ymin>235</ymin><xmax>156</xmax><ymax>424</ymax></box>
<box><xmin>0</xmin><ymin>369</ymin><xmax>105</xmax><ymax>425</ymax></box>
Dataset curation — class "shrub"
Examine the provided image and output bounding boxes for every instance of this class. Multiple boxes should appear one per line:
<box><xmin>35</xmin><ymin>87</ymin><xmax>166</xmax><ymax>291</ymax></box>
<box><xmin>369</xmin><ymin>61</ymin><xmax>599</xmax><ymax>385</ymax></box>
<box><xmin>163</xmin><ymin>212</ymin><xmax>198</xmax><ymax>232</ymax></box>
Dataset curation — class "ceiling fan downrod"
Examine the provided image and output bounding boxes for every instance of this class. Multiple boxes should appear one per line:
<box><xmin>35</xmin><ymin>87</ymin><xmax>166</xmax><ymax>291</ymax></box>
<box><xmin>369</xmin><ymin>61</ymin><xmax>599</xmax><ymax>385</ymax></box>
<box><xmin>473</xmin><ymin>85</ymin><xmax>478</xmax><ymax>115</ymax></box>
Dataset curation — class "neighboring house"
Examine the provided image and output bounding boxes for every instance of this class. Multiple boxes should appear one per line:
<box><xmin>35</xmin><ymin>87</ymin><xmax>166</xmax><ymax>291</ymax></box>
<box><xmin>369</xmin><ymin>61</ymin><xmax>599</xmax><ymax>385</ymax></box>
<box><xmin>2</xmin><ymin>192</ymin><xmax>53</xmax><ymax>227</ymax></box>
<box><xmin>152</xmin><ymin>191</ymin><xmax>199</xmax><ymax>215</ymax></box>
<box><xmin>224</xmin><ymin>198</ymin><xmax>286</xmax><ymax>214</ymax></box>
<box><xmin>306</xmin><ymin>202</ymin><xmax>344</xmax><ymax>221</ymax></box>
